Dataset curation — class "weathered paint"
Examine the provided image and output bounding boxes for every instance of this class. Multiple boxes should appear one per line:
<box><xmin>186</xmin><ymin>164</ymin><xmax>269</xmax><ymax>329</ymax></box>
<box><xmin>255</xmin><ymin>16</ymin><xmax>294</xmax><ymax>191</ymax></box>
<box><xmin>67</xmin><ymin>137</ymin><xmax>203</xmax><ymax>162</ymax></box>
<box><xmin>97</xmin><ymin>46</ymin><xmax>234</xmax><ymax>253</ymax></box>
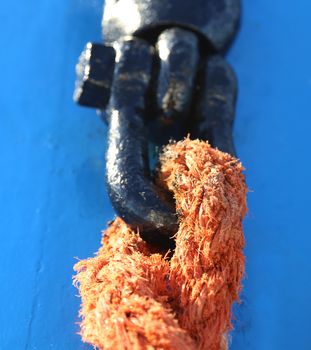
<box><xmin>0</xmin><ymin>0</ymin><xmax>311</xmax><ymax>349</ymax></box>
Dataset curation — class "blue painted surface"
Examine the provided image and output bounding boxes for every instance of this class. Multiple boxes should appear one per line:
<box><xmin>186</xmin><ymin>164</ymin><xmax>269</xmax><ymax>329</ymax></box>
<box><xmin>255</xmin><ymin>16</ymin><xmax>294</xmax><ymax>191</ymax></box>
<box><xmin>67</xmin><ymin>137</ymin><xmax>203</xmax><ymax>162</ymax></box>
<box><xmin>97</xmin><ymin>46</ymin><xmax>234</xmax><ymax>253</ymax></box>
<box><xmin>0</xmin><ymin>0</ymin><xmax>310</xmax><ymax>349</ymax></box>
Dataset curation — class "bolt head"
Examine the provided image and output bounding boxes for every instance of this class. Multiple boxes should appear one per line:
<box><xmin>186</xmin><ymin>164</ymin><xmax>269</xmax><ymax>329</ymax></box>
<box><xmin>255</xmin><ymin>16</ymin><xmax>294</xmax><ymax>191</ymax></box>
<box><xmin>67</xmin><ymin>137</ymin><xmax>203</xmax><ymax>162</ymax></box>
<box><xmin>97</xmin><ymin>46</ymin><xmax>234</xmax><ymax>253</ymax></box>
<box><xmin>74</xmin><ymin>42</ymin><xmax>115</xmax><ymax>109</ymax></box>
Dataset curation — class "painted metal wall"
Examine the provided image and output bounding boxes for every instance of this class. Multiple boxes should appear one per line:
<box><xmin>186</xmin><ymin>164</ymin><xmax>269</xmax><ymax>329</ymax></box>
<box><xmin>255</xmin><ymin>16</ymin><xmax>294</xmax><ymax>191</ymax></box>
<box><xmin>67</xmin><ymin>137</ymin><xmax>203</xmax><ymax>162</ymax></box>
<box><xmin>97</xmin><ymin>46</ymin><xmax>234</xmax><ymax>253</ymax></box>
<box><xmin>0</xmin><ymin>0</ymin><xmax>310</xmax><ymax>349</ymax></box>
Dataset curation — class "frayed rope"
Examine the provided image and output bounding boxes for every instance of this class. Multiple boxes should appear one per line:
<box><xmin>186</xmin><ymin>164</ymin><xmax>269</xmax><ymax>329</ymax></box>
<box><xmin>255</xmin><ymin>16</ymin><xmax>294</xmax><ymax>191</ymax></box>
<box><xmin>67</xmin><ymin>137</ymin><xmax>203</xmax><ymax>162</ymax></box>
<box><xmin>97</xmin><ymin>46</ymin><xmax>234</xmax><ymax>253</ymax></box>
<box><xmin>74</xmin><ymin>139</ymin><xmax>247</xmax><ymax>350</ymax></box>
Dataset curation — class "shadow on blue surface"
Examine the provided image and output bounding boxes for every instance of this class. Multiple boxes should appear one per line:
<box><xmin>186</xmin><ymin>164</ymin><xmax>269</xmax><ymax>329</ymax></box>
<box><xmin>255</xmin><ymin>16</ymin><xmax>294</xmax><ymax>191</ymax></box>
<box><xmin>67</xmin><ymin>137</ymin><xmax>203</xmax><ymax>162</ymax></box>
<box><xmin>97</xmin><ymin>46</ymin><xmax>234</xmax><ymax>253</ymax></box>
<box><xmin>1</xmin><ymin>0</ymin><xmax>311</xmax><ymax>349</ymax></box>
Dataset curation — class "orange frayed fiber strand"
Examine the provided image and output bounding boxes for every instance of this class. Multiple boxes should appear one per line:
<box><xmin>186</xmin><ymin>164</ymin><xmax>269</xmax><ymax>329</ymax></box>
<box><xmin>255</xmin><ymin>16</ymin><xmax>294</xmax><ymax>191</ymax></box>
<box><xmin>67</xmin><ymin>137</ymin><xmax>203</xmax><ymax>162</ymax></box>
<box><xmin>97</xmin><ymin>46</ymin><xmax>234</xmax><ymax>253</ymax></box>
<box><xmin>74</xmin><ymin>139</ymin><xmax>247</xmax><ymax>350</ymax></box>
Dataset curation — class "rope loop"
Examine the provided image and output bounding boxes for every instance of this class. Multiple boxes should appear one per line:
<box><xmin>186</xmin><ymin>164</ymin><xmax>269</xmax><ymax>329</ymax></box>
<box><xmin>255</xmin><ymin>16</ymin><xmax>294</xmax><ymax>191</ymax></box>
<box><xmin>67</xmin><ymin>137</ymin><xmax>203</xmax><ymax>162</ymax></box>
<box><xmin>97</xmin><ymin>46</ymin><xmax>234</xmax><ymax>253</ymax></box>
<box><xmin>74</xmin><ymin>139</ymin><xmax>247</xmax><ymax>350</ymax></box>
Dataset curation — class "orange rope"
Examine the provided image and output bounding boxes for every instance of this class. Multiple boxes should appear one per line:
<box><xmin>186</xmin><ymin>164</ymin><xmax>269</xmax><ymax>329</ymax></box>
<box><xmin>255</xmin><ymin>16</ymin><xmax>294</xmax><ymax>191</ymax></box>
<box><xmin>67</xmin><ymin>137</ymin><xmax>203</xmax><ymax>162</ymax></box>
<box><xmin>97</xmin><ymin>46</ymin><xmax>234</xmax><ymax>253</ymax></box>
<box><xmin>74</xmin><ymin>139</ymin><xmax>247</xmax><ymax>350</ymax></box>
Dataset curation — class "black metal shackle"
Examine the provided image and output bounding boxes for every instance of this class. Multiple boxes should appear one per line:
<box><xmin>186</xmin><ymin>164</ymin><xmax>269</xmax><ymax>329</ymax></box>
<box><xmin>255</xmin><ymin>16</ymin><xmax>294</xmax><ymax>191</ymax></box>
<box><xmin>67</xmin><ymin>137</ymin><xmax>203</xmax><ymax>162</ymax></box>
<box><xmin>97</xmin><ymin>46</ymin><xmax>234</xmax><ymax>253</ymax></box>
<box><xmin>74</xmin><ymin>0</ymin><xmax>241</xmax><ymax>244</ymax></box>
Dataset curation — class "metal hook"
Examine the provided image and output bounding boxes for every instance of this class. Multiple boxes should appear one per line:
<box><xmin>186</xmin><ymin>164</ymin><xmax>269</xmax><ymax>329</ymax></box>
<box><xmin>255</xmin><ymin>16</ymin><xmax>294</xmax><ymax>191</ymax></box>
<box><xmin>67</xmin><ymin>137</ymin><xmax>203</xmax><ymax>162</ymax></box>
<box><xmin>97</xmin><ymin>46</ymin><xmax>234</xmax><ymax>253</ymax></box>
<box><xmin>74</xmin><ymin>0</ymin><xmax>241</xmax><ymax>244</ymax></box>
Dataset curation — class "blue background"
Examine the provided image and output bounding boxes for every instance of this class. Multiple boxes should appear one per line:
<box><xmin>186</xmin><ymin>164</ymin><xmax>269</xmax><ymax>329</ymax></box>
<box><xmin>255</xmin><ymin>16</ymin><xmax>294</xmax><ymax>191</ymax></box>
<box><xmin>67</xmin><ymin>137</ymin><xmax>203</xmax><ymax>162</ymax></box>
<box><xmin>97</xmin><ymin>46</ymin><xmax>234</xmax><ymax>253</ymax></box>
<box><xmin>0</xmin><ymin>0</ymin><xmax>310</xmax><ymax>349</ymax></box>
